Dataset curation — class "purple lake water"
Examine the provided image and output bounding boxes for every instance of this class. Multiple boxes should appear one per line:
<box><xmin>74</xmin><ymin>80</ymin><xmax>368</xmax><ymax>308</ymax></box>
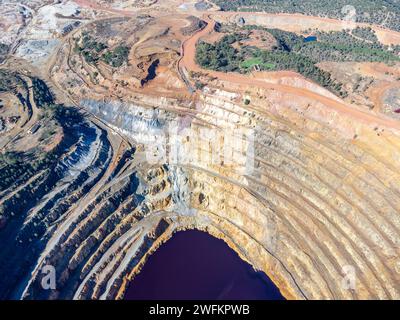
<box><xmin>124</xmin><ymin>230</ymin><xmax>285</xmax><ymax>300</ymax></box>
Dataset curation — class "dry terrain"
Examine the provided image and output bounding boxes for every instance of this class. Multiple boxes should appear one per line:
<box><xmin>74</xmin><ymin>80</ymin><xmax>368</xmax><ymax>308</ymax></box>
<box><xmin>0</xmin><ymin>0</ymin><xmax>400</xmax><ymax>300</ymax></box>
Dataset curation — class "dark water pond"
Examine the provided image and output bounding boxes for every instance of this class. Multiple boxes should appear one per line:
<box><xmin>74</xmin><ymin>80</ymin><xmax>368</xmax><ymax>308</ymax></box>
<box><xmin>124</xmin><ymin>230</ymin><xmax>285</xmax><ymax>300</ymax></box>
<box><xmin>141</xmin><ymin>59</ymin><xmax>159</xmax><ymax>86</ymax></box>
<box><xmin>304</xmin><ymin>36</ymin><xmax>317</xmax><ymax>42</ymax></box>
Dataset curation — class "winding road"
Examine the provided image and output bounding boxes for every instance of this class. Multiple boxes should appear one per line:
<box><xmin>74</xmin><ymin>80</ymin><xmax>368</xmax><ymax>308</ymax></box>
<box><xmin>70</xmin><ymin>0</ymin><xmax>400</xmax><ymax>131</ymax></box>
<box><xmin>179</xmin><ymin>15</ymin><xmax>400</xmax><ymax>131</ymax></box>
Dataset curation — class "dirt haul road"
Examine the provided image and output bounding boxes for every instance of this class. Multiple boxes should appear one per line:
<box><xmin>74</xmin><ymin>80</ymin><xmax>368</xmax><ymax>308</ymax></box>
<box><xmin>179</xmin><ymin>15</ymin><xmax>400</xmax><ymax>131</ymax></box>
<box><xmin>73</xmin><ymin>0</ymin><xmax>136</xmax><ymax>16</ymax></box>
<box><xmin>213</xmin><ymin>11</ymin><xmax>400</xmax><ymax>46</ymax></box>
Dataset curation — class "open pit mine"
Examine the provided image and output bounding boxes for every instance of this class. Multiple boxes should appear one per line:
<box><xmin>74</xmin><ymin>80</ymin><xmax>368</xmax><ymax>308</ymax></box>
<box><xmin>0</xmin><ymin>0</ymin><xmax>400</xmax><ymax>300</ymax></box>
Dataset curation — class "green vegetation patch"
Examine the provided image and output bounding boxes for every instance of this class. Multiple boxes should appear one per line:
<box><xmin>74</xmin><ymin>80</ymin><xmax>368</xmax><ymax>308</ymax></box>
<box><xmin>102</xmin><ymin>45</ymin><xmax>130</xmax><ymax>68</ymax></box>
<box><xmin>196</xmin><ymin>33</ymin><xmax>246</xmax><ymax>72</ymax></box>
<box><xmin>241</xmin><ymin>57</ymin><xmax>262</xmax><ymax>68</ymax></box>
<box><xmin>351</xmin><ymin>27</ymin><xmax>379</xmax><ymax>43</ymax></box>
<box><xmin>264</xmin><ymin>27</ymin><xmax>399</xmax><ymax>63</ymax></box>
<box><xmin>74</xmin><ymin>33</ymin><xmax>130</xmax><ymax>68</ymax></box>
<box><xmin>211</xmin><ymin>0</ymin><xmax>400</xmax><ymax>32</ymax></box>
<box><xmin>196</xmin><ymin>25</ymin><xmax>400</xmax><ymax>97</ymax></box>
<box><xmin>74</xmin><ymin>32</ymin><xmax>108</xmax><ymax>64</ymax></box>
<box><xmin>241</xmin><ymin>58</ymin><xmax>275</xmax><ymax>70</ymax></box>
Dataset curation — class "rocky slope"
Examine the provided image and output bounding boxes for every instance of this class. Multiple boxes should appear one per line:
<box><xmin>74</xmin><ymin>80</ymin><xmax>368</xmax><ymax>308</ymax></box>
<box><xmin>0</xmin><ymin>0</ymin><xmax>400</xmax><ymax>300</ymax></box>
<box><xmin>2</xmin><ymin>73</ymin><xmax>399</xmax><ymax>299</ymax></box>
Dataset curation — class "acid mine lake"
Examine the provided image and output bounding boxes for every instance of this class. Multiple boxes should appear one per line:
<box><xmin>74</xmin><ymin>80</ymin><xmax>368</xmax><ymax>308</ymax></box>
<box><xmin>124</xmin><ymin>230</ymin><xmax>285</xmax><ymax>300</ymax></box>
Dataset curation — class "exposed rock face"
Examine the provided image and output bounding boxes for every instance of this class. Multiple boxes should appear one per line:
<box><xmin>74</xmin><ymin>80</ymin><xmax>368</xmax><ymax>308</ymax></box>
<box><xmin>1</xmin><ymin>1</ymin><xmax>400</xmax><ymax>301</ymax></box>
<box><xmin>1</xmin><ymin>76</ymin><xmax>399</xmax><ymax>299</ymax></box>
